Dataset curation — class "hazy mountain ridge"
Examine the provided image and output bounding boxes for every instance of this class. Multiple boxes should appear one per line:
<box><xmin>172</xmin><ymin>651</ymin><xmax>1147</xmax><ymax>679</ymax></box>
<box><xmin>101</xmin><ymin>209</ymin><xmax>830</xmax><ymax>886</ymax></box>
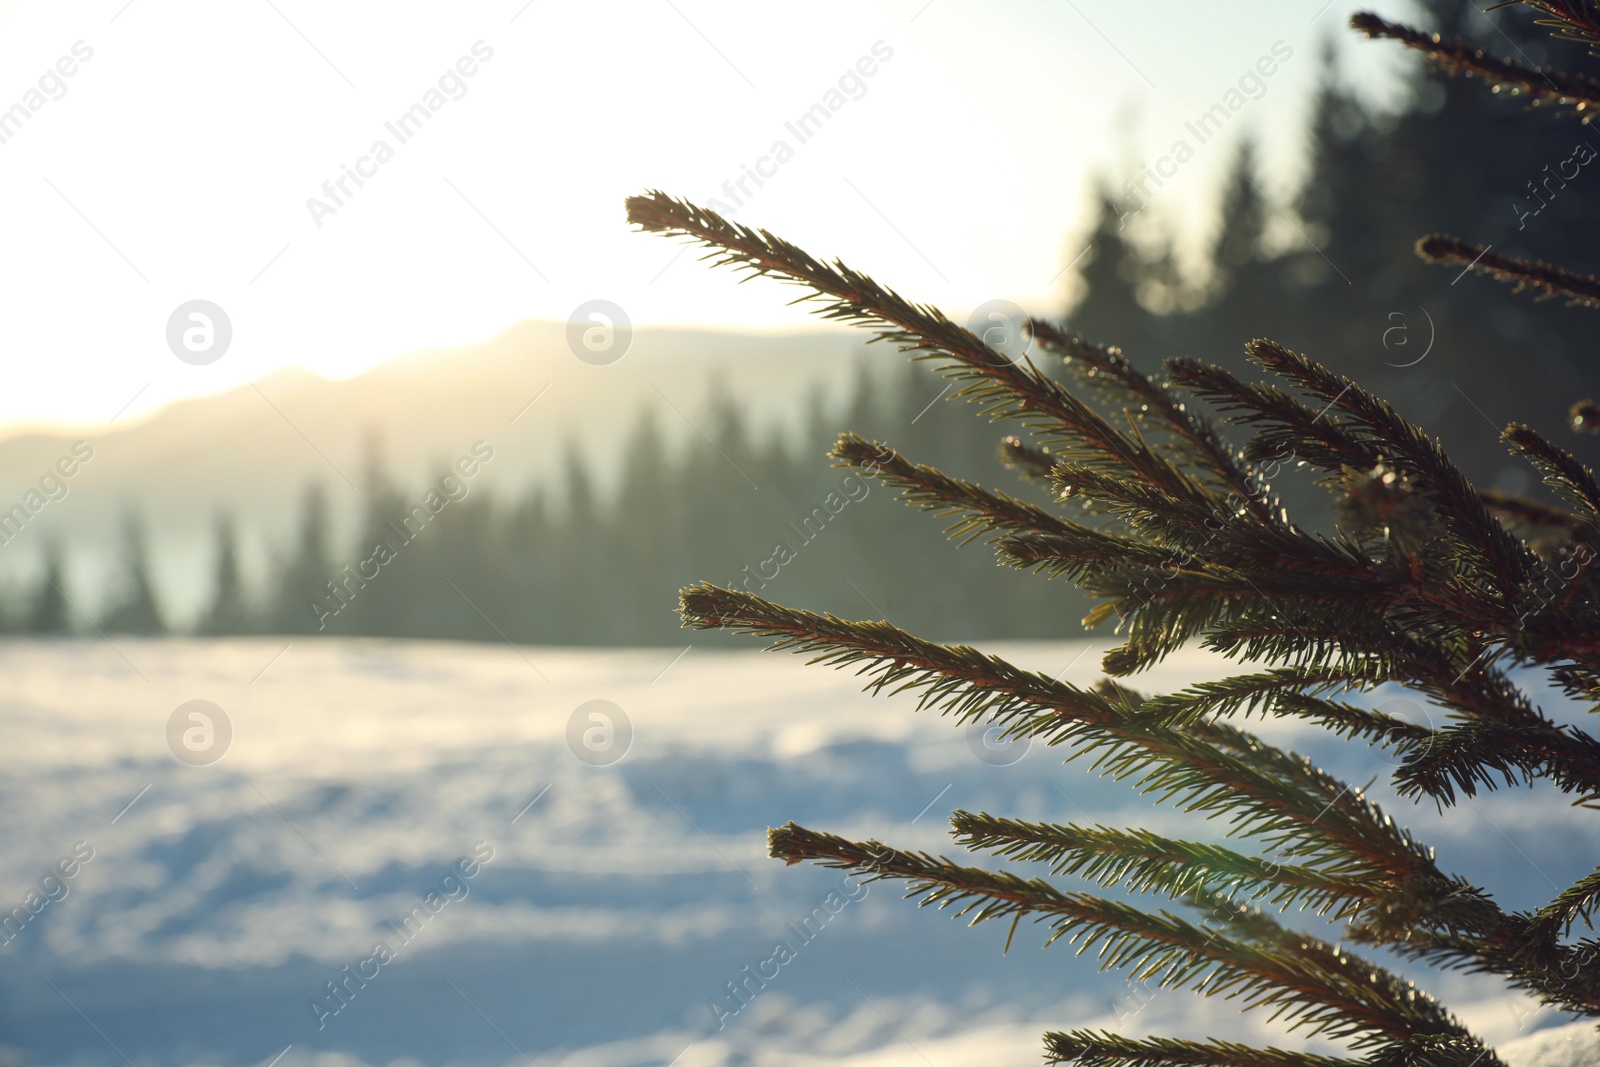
<box><xmin>0</xmin><ymin>322</ymin><xmax>867</xmax><ymax>614</ymax></box>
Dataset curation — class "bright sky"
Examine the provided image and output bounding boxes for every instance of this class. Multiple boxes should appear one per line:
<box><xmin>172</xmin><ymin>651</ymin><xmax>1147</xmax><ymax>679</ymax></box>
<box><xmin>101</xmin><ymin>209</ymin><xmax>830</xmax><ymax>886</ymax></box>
<box><xmin>0</xmin><ymin>0</ymin><xmax>1415</xmax><ymax>431</ymax></box>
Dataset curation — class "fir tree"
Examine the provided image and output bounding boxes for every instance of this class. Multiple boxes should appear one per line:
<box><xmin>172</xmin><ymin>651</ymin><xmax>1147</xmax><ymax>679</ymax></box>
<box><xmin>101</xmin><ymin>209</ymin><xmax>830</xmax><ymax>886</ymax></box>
<box><xmin>267</xmin><ymin>483</ymin><xmax>333</xmax><ymax>635</ymax></box>
<box><xmin>626</xmin><ymin>6</ymin><xmax>1600</xmax><ymax>1063</ymax></box>
<box><xmin>613</xmin><ymin>406</ymin><xmax>683</xmax><ymax>643</ymax></box>
<box><xmin>1065</xmin><ymin>183</ymin><xmax>1167</xmax><ymax>358</ymax></box>
<box><xmin>1201</xmin><ymin>136</ymin><xmax>1281</xmax><ymax>348</ymax></box>
<box><xmin>554</xmin><ymin>443</ymin><xmax>613</xmax><ymax>644</ymax></box>
<box><xmin>504</xmin><ymin>485</ymin><xmax>556</xmax><ymax>642</ymax></box>
<box><xmin>198</xmin><ymin>511</ymin><xmax>251</xmax><ymax>635</ymax></box>
<box><xmin>343</xmin><ymin>441</ymin><xmax>409</xmax><ymax>638</ymax></box>
<box><xmin>421</xmin><ymin>466</ymin><xmax>502</xmax><ymax>641</ymax></box>
<box><xmin>27</xmin><ymin>539</ymin><xmax>70</xmax><ymax>636</ymax></box>
<box><xmin>100</xmin><ymin>509</ymin><xmax>164</xmax><ymax>635</ymax></box>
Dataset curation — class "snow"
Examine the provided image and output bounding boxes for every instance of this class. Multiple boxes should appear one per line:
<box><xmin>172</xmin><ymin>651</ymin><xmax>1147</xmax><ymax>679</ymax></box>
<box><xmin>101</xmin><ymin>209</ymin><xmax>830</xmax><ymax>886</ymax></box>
<box><xmin>0</xmin><ymin>637</ymin><xmax>1593</xmax><ymax>1067</ymax></box>
<box><xmin>1503</xmin><ymin>1021</ymin><xmax>1600</xmax><ymax>1067</ymax></box>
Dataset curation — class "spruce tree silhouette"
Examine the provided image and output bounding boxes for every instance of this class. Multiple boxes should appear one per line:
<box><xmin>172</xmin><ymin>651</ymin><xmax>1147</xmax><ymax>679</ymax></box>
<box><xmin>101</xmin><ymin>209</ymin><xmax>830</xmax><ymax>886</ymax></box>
<box><xmin>27</xmin><ymin>539</ymin><xmax>70</xmax><ymax>636</ymax></box>
<box><xmin>198</xmin><ymin>512</ymin><xmax>251</xmax><ymax>635</ymax></box>
<box><xmin>268</xmin><ymin>484</ymin><xmax>333</xmax><ymax>635</ymax></box>
<box><xmin>100</xmin><ymin>510</ymin><xmax>164</xmax><ymax>635</ymax></box>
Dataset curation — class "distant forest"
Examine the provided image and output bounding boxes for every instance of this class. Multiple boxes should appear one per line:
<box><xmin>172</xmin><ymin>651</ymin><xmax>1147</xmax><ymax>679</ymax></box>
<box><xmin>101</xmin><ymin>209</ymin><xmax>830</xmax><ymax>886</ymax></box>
<box><xmin>13</xmin><ymin>0</ymin><xmax>1599</xmax><ymax>644</ymax></box>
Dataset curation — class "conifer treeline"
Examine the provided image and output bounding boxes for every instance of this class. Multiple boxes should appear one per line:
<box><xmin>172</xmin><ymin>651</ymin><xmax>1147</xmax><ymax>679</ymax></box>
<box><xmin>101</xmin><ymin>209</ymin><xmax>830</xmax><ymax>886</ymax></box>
<box><xmin>10</xmin><ymin>362</ymin><xmax>1089</xmax><ymax>643</ymax></box>
<box><xmin>1070</xmin><ymin>0</ymin><xmax>1598</xmax><ymax>494</ymax></box>
<box><xmin>270</xmin><ymin>360</ymin><xmax>1089</xmax><ymax>644</ymax></box>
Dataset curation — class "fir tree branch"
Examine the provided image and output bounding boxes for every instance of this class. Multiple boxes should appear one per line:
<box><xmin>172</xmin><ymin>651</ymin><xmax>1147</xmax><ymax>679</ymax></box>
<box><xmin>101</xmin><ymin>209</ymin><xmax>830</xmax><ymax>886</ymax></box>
<box><xmin>999</xmin><ymin>434</ymin><xmax>1059</xmax><ymax>484</ymax></box>
<box><xmin>829</xmin><ymin>432</ymin><xmax>1088</xmax><ymax>546</ymax></box>
<box><xmin>1004</xmin><ymin>532</ymin><xmax>1397</xmax><ymax>607</ymax></box>
<box><xmin>997</xmin><ymin>529</ymin><xmax>1182</xmax><ymax>591</ymax></box>
<box><xmin>1140</xmin><ymin>666</ymin><xmax>1598</xmax><ymax>805</ymax></box>
<box><xmin>1140</xmin><ymin>669</ymin><xmax>1377</xmax><ymax>724</ymax></box>
<box><xmin>1516</xmin><ymin>931</ymin><xmax>1600</xmax><ymax>1013</ymax></box>
<box><xmin>679</xmin><ymin>582</ymin><xmax>1434</xmax><ymax>877</ymax></box>
<box><xmin>1378</xmin><ymin>921</ymin><xmax>1600</xmax><ymax>1016</ymax></box>
<box><xmin>1185</xmin><ymin>718</ymin><xmax>1355</xmax><ymax>807</ymax></box>
<box><xmin>624</xmin><ymin>191</ymin><xmax>1218</xmax><ymax>515</ymax></box>
<box><xmin>1482</xmin><ymin>488</ymin><xmax>1591</xmax><ymax>534</ymax></box>
<box><xmin>1246</xmin><ymin>338</ymin><xmax>1534</xmax><ymax>603</ymax></box>
<box><xmin>1167</xmin><ymin>359</ymin><xmax>1381</xmax><ymax>477</ymax></box>
<box><xmin>1177</xmin><ymin>607</ymin><xmax>1600</xmax><ymax>809</ymax></box>
<box><xmin>1189</xmin><ymin>606</ymin><xmax>1600</xmax><ymax>803</ymax></box>
<box><xmin>1550</xmin><ymin>663</ymin><xmax>1600</xmax><ymax>706</ymax></box>
<box><xmin>769</xmin><ymin>822</ymin><xmax>1462</xmax><ymax>1044</ymax></box>
<box><xmin>1351</xmin><ymin>10</ymin><xmax>1600</xmax><ymax>111</ymax></box>
<box><xmin>1046</xmin><ymin>462</ymin><xmax>1231</xmax><ymax>538</ymax></box>
<box><xmin>1504</xmin><ymin>423</ymin><xmax>1600</xmax><ymax>523</ymax></box>
<box><xmin>1401</xmin><ymin>717</ymin><xmax>1600</xmax><ymax>804</ymax></box>
<box><xmin>1274</xmin><ymin>692</ymin><xmax>1439</xmax><ymax>750</ymax></box>
<box><xmin>1513</xmin><ymin>1</ymin><xmax>1600</xmax><ymax>56</ymax></box>
<box><xmin>1141</xmin><ymin>670</ymin><xmax>1435</xmax><ymax>748</ymax></box>
<box><xmin>1169</xmin><ymin>724</ymin><xmax>1521</xmax><ymax>950</ymax></box>
<box><xmin>1050</xmin><ymin>1031</ymin><xmax>1501</xmax><ymax>1067</ymax></box>
<box><xmin>1041</xmin><ymin>1031</ymin><xmax>1361</xmax><ymax>1067</ymax></box>
<box><xmin>1537</xmin><ymin>866</ymin><xmax>1600</xmax><ymax>934</ymax></box>
<box><xmin>1188</xmin><ymin>888</ymin><xmax>1493</xmax><ymax>1053</ymax></box>
<box><xmin>1418</xmin><ymin>235</ymin><xmax>1600</xmax><ymax>309</ymax></box>
<box><xmin>636</xmin><ymin>192</ymin><xmax>1589</xmax><ymax>795</ymax></box>
<box><xmin>678</xmin><ymin>579</ymin><xmax>1148</xmax><ymax>728</ymax></box>
<box><xmin>1029</xmin><ymin>319</ymin><xmax>1281</xmax><ymax>527</ymax></box>
<box><xmin>999</xmin><ymin>537</ymin><xmax>1416</xmax><ymax>676</ymax></box>
<box><xmin>950</xmin><ymin>811</ymin><xmax>1385</xmax><ymax>918</ymax></box>
<box><xmin>610</xmin><ymin>0</ymin><xmax>1600</xmax><ymax>1045</ymax></box>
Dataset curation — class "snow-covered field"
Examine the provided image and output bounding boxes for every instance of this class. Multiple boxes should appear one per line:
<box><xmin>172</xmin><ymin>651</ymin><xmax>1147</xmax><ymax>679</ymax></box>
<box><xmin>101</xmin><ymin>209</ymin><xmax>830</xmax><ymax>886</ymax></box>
<box><xmin>0</xmin><ymin>637</ymin><xmax>1593</xmax><ymax>1067</ymax></box>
